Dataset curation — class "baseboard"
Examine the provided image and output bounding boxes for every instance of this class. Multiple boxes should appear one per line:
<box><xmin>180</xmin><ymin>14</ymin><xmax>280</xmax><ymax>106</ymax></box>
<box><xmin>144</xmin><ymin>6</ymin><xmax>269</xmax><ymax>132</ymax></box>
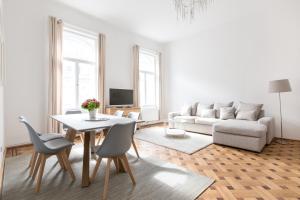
<box><xmin>0</xmin><ymin>147</ymin><xmax>6</xmax><ymax>200</ymax></box>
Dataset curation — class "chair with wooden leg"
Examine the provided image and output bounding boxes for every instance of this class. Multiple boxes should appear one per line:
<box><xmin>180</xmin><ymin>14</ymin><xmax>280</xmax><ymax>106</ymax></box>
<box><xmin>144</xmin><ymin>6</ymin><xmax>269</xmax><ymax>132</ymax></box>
<box><xmin>19</xmin><ymin>116</ymin><xmax>76</xmax><ymax>193</ymax></box>
<box><xmin>114</xmin><ymin>110</ymin><xmax>124</xmax><ymax>117</ymax></box>
<box><xmin>127</xmin><ymin>112</ymin><xmax>140</xmax><ymax>158</ymax></box>
<box><xmin>91</xmin><ymin>122</ymin><xmax>136</xmax><ymax>200</ymax></box>
<box><xmin>27</xmin><ymin>132</ymin><xmax>64</xmax><ymax>176</ymax></box>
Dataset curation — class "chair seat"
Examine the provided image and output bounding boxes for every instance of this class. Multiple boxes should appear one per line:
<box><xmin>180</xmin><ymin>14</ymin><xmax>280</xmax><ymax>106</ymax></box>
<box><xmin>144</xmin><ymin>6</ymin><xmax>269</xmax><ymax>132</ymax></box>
<box><xmin>39</xmin><ymin>133</ymin><xmax>64</xmax><ymax>142</ymax></box>
<box><xmin>44</xmin><ymin>138</ymin><xmax>73</xmax><ymax>152</ymax></box>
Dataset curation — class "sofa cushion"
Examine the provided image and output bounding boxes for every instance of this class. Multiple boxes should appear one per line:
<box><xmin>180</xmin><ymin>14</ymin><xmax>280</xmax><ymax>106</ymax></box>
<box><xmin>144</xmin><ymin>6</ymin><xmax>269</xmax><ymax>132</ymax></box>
<box><xmin>236</xmin><ymin>110</ymin><xmax>257</xmax><ymax>121</ymax></box>
<box><xmin>201</xmin><ymin>109</ymin><xmax>216</xmax><ymax>118</ymax></box>
<box><xmin>220</xmin><ymin>107</ymin><xmax>235</xmax><ymax>120</ymax></box>
<box><xmin>174</xmin><ymin>116</ymin><xmax>197</xmax><ymax>124</ymax></box>
<box><xmin>213</xmin><ymin>120</ymin><xmax>267</xmax><ymax>138</ymax></box>
<box><xmin>195</xmin><ymin>117</ymin><xmax>222</xmax><ymax>125</ymax></box>
<box><xmin>180</xmin><ymin>105</ymin><xmax>192</xmax><ymax>116</ymax></box>
<box><xmin>191</xmin><ymin>102</ymin><xmax>199</xmax><ymax>116</ymax></box>
<box><xmin>213</xmin><ymin>102</ymin><xmax>233</xmax><ymax>118</ymax></box>
<box><xmin>196</xmin><ymin>103</ymin><xmax>213</xmax><ymax>116</ymax></box>
<box><xmin>236</xmin><ymin>101</ymin><xmax>263</xmax><ymax>120</ymax></box>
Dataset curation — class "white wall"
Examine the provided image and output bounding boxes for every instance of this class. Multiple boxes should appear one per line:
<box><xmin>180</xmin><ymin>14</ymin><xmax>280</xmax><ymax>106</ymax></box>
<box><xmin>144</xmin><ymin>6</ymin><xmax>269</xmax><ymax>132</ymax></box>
<box><xmin>165</xmin><ymin>0</ymin><xmax>300</xmax><ymax>140</ymax></box>
<box><xmin>3</xmin><ymin>0</ymin><xmax>163</xmax><ymax>146</ymax></box>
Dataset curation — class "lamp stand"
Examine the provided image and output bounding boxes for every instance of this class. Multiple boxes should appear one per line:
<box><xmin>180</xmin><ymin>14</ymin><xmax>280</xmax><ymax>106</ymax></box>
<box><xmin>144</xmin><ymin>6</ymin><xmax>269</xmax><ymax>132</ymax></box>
<box><xmin>277</xmin><ymin>92</ymin><xmax>287</xmax><ymax>144</ymax></box>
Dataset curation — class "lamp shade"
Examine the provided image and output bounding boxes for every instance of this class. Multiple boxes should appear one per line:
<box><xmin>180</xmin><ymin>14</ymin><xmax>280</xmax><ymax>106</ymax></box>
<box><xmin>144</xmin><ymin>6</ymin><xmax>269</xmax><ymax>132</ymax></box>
<box><xmin>268</xmin><ymin>79</ymin><xmax>292</xmax><ymax>93</ymax></box>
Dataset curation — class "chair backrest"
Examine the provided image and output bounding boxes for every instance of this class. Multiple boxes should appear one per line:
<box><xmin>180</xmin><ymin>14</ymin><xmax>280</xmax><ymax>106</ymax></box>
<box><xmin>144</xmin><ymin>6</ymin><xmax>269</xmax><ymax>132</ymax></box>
<box><xmin>64</xmin><ymin>109</ymin><xmax>82</xmax><ymax>130</ymax></box>
<box><xmin>114</xmin><ymin>110</ymin><xmax>124</xmax><ymax>117</ymax></box>
<box><xmin>127</xmin><ymin>112</ymin><xmax>140</xmax><ymax>121</ymax></box>
<box><xmin>127</xmin><ymin>112</ymin><xmax>140</xmax><ymax>132</ymax></box>
<box><xmin>19</xmin><ymin>116</ymin><xmax>48</xmax><ymax>153</ymax></box>
<box><xmin>97</xmin><ymin>122</ymin><xmax>136</xmax><ymax>157</ymax></box>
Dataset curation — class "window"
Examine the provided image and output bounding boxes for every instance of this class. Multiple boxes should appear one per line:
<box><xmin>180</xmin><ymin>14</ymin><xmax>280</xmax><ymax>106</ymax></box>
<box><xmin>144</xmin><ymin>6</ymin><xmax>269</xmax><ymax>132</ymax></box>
<box><xmin>62</xmin><ymin>26</ymin><xmax>98</xmax><ymax>113</ymax></box>
<box><xmin>139</xmin><ymin>49</ymin><xmax>160</xmax><ymax>108</ymax></box>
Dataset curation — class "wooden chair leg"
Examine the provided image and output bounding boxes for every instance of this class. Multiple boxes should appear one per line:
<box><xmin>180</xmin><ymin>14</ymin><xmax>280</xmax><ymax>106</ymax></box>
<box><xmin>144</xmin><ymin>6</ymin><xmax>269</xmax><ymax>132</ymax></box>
<box><xmin>120</xmin><ymin>155</ymin><xmax>136</xmax><ymax>185</ymax></box>
<box><xmin>60</xmin><ymin>151</ymin><xmax>76</xmax><ymax>181</ymax></box>
<box><xmin>91</xmin><ymin>157</ymin><xmax>102</xmax><ymax>182</ymax></box>
<box><xmin>32</xmin><ymin>153</ymin><xmax>42</xmax><ymax>179</ymax></box>
<box><xmin>80</xmin><ymin>134</ymin><xmax>84</xmax><ymax>144</ymax></box>
<box><xmin>29</xmin><ymin>152</ymin><xmax>38</xmax><ymax>176</ymax></box>
<box><xmin>96</xmin><ymin>131</ymin><xmax>103</xmax><ymax>146</ymax></box>
<box><xmin>56</xmin><ymin>154</ymin><xmax>66</xmax><ymax>170</ymax></box>
<box><xmin>113</xmin><ymin>158</ymin><xmax>119</xmax><ymax>173</ymax></box>
<box><xmin>102</xmin><ymin>158</ymin><xmax>112</xmax><ymax>200</ymax></box>
<box><xmin>132</xmin><ymin>140</ymin><xmax>140</xmax><ymax>158</ymax></box>
<box><xmin>36</xmin><ymin>154</ymin><xmax>47</xmax><ymax>193</ymax></box>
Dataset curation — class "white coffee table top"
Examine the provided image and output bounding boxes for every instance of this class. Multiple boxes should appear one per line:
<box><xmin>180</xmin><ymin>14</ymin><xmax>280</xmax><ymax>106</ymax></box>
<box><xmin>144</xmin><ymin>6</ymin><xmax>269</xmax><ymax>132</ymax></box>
<box><xmin>165</xmin><ymin>128</ymin><xmax>186</xmax><ymax>138</ymax></box>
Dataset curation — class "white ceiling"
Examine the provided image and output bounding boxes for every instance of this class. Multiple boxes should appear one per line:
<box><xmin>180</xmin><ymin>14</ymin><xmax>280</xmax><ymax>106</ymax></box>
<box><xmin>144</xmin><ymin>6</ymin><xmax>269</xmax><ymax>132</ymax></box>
<box><xmin>53</xmin><ymin>0</ymin><xmax>266</xmax><ymax>43</ymax></box>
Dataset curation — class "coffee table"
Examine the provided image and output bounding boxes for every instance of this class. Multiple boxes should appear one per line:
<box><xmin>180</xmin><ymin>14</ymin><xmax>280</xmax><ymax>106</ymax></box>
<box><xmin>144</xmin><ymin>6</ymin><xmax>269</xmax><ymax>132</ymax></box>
<box><xmin>165</xmin><ymin>128</ymin><xmax>186</xmax><ymax>138</ymax></box>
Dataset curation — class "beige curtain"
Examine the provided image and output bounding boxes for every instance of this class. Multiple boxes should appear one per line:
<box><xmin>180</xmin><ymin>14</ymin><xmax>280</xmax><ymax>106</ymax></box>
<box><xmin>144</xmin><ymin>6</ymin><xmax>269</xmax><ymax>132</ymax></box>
<box><xmin>48</xmin><ymin>17</ymin><xmax>63</xmax><ymax>132</ymax></box>
<box><xmin>98</xmin><ymin>34</ymin><xmax>106</xmax><ymax>113</ymax></box>
<box><xmin>158</xmin><ymin>52</ymin><xmax>163</xmax><ymax>120</ymax></box>
<box><xmin>133</xmin><ymin>45</ymin><xmax>140</xmax><ymax>107</ymax></box>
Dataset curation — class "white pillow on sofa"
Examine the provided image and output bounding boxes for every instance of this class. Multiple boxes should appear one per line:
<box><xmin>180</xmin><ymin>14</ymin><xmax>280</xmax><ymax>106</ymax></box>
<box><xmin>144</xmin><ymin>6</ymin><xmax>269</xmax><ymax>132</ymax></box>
<box><xmin>213</xmin><ymin>102</ymin><xmax>234</xmax><ymax>118</ymax></box>
<box><xmin>236</xmin><ymin>101</ymin><xmax>263</xmax><ymax>120</ymax></box>
<box><xmin>181</xmin><ymin>105</ymin><xmax>192</xmax><ymax>116</ymax></box>
<box><xmin>201</xmin><ymin>109</ymin><xmax>216</xmax><ymax>118</ymax></box>
<box><xmin>196</xmin><ymin>104</ymin><xmax>213</xmax><ymax>116</ymax></box>
<box><xmin>220</xmin><ymin>107</ymin><xmax>235</xmax><ymax>120</ymax></box>
<box><xmin>236</xmin><ymin>110</ymin><xmax>257</xmax><ymax>121</ymax></box>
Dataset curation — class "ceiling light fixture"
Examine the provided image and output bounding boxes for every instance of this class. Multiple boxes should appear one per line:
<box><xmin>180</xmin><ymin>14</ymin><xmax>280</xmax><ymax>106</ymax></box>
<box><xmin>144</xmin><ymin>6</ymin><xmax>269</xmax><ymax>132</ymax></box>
<box><xmin>173</xmin><ymin>0</ymin><xmax>213</xmax><ymax>22</ymax></box>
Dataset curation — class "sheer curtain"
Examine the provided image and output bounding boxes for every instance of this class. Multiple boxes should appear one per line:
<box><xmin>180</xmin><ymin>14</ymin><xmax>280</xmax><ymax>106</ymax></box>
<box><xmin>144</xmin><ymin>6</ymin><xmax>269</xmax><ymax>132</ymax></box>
<box><xmin>98</xmin><ymin>34</ymin><xmax>106</xmax><ymax>113</ymax></box>
<box><xmin>133</xmin><ymin>45</ymin><xmax>140</xmax><ymax>107</ymax></box>
<box><xmin>48</xmin><ymin>17</ymin><xmax>63</xmax><ymax>132</ymax></box>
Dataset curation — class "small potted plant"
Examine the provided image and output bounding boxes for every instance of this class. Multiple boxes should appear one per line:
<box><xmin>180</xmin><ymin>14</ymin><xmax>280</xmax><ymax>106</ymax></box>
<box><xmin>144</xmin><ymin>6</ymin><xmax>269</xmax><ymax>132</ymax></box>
<box><xmin>81</xmin><ymin>98</ymin><xmax>100</xmax><ymax>119</ymax></box>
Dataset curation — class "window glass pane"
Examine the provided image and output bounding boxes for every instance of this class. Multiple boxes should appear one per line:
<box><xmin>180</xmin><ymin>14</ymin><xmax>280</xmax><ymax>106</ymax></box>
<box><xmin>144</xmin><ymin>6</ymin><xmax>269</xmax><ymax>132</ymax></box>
<box><xmin>63</xmin><ymin>30</ymin><xmax>97</xmax><ymax>62</ymax></box>
<box><xmin>62</xmin><ymin>60</ymin><xmax>76</xmax><ymax>112</ymax></box>
<box><xmin>139</xmin><ymin>52</ymin><xmax>155</xmax><ymax>73</ymax></box>
<box><xmin>145</xmin><ymin>73</ymin><xmax>155</xmax><ymax>105</ymax></box>
<box><xmin>139</xmin><ymin>72</ymin><xmax>146</xmax><ymax>106</ymax></box>
<box><xmin>78</xmin><ymin>63</ymin><xmax>97</xmax><ymax>105</ymax></box>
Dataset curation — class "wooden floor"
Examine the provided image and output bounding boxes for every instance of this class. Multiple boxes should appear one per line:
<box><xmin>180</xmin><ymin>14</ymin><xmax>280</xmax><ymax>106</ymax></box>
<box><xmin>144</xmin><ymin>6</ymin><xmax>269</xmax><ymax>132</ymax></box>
<box><xmin>6</xmin><ymin>134</ymin><xmax>300</xmax><ymax>200</ymax></box>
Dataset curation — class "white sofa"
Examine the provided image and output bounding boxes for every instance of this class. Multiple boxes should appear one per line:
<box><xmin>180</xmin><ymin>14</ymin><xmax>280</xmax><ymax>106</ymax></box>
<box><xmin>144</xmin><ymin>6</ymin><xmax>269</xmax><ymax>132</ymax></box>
<box><xmin>168</xmin><ymin>102</ymin><xmax>274</xmax><ymax>152</ymax></box>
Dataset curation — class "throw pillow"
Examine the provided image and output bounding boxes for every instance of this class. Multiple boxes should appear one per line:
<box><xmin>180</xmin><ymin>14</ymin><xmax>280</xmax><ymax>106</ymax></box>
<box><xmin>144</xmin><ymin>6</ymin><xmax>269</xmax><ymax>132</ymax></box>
<box><xmin>213</xmin><ymin>102</ymin><xmax>234</xmax><ymax>118</ymax></box>
<box><xmin>181</xmin><ymin>105</ymin><xmax>192</xmax><ymax>116</ymax></box>
<box><xmin>196</xmin><ymin>103</ymin><xmax>213</xmax><ymax>116</ymax></box>
<box><xmin>220</xmin><ymin>107</ymin><xmax>235</xmax><ymax>120</ymax></box>
<box><xmin>191</xmin><ymin>102</ymin><xmax>199</xmax><ymax>116</ymax></box>
<box><xmin>236</xmin><ymin>110</ymin><xmax>257</xmax><ymax>121</ymax></box>
<box><xmin>200</xmin><ymin>109</ymin><xmax>216</xmax><ymax>118</ymax></box>
<box><xmin>236</xmin><ymin>101</ymin><xmax>263</xmax><ymax>120</ymax></box>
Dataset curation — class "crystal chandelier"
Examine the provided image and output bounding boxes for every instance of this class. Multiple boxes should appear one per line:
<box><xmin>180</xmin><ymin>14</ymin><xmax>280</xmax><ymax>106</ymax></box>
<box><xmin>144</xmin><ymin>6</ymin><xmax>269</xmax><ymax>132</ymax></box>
<box><xmin>174</xmin><ymin>0</ymin><xmax>213</xmax><ymax>22</ymax></box>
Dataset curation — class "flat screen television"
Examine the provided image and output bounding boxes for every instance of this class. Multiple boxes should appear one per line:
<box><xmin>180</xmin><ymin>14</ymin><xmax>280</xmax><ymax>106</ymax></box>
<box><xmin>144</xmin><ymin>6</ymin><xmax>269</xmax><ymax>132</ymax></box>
<box><xmin>109</xmin><ymin>88</ymin><xmax>134</xmax><ymax>106</ymax></box>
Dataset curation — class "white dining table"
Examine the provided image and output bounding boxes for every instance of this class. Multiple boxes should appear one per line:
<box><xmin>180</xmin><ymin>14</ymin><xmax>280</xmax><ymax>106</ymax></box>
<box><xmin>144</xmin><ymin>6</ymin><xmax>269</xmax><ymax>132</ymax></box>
<box><xmin>50</xmin><ymin>113</ymin><xmax>134</xmax><ymax>187</ymax></box>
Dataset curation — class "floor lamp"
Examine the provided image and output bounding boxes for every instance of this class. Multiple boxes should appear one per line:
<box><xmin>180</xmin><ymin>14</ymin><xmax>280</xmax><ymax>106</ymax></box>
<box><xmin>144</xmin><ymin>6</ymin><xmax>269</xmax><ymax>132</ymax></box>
<box><xmin>268</xmin><ymin>79</ymin><xmax>292</xmax><ymax>144</ymax></box>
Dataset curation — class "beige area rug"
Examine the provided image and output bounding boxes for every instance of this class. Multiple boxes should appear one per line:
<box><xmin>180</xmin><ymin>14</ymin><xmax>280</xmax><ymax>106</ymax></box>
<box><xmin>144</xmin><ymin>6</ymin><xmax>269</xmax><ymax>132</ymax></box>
<box><xmin>135</xmin><ymin>127</ymin><xmax>213</xmax><ymax>154</ymax></box>
<box><xmin>3</xmin><ymin>145</ymin><xmax>214</xmax><ymax>200</ymax></box>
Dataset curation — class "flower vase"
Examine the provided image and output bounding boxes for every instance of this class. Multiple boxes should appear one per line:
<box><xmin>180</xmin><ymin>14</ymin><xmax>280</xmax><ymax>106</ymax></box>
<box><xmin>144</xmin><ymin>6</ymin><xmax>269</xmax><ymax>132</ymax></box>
<box><xmin>89</xmin><ymin>109</ymin><xmax>97</xmax><ymax>120</ymax></box>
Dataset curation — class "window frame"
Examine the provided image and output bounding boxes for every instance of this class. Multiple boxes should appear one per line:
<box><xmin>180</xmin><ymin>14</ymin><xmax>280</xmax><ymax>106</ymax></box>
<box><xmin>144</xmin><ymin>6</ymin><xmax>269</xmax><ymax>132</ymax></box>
<box><xmin>139</xmin><ymin>48</ymin><xmax>160</xmax><ymax>108</ymax></box>
<box><xmin>62</xmin><ymin>25</ymin><xmax>99</xmax><ymax>112</ymax></box>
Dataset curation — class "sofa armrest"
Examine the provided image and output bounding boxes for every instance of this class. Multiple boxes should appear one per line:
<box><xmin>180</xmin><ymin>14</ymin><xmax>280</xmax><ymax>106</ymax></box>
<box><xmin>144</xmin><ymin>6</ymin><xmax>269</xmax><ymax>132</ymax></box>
<box><xmin>258</xmin><ymin>117</ymin><xmax>274</xmax><ymax>144</ymax></box>
<box><xmin>168</xmin><ymin>112</ymin><xmax>181</xmax><ymax>120</ymax></box>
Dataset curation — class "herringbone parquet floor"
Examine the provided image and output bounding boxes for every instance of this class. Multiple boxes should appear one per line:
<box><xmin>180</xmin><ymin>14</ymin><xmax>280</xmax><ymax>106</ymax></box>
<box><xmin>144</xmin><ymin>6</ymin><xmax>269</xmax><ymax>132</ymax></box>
<box><xmin>6</xmin><ymin>133</ymin><xmax>300</xmax><ymax>200</ymax></box>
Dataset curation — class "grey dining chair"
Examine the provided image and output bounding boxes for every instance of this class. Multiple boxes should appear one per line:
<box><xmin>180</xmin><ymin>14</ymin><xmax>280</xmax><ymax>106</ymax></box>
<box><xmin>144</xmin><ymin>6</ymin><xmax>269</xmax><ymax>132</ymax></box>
<box><xmin>127</xmin><ymin>112</ymin><xmax>140</xmax><ymax>158</ymax></box>
<box><xmin>114</xmin><ymin>110</ymin><xmax>124</xmax><ymax>117</ymax></box>
<box><xmin>19</xmin><ymin>116</ymin><xmax>75</xmax><ymax>193</ymax></box>
<box><xmin>91</xmin><ymin>122</ymin><xmax>136</xmax><ymax>200</ymax></box>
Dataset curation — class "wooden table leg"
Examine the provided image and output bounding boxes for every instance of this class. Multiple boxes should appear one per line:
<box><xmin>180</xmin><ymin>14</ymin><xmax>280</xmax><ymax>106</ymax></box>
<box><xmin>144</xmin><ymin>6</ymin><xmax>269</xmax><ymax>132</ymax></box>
<box><xmin>82</xmin><ymin>131</ymin><xmax>90</xmax><ymax>187</ymax></box>
<box><xmin>65</xmin><ymin>128</ymin><xmax>77</xmax><ymax>157</ymax></box>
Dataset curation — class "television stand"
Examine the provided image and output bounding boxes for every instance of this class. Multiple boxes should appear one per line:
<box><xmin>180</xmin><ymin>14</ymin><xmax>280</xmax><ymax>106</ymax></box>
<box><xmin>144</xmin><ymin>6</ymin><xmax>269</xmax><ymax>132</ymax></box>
<box><xmin>105</xmin><ymin>106</ymin><xmax>141</xmax><ymax>117</ymax></box>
